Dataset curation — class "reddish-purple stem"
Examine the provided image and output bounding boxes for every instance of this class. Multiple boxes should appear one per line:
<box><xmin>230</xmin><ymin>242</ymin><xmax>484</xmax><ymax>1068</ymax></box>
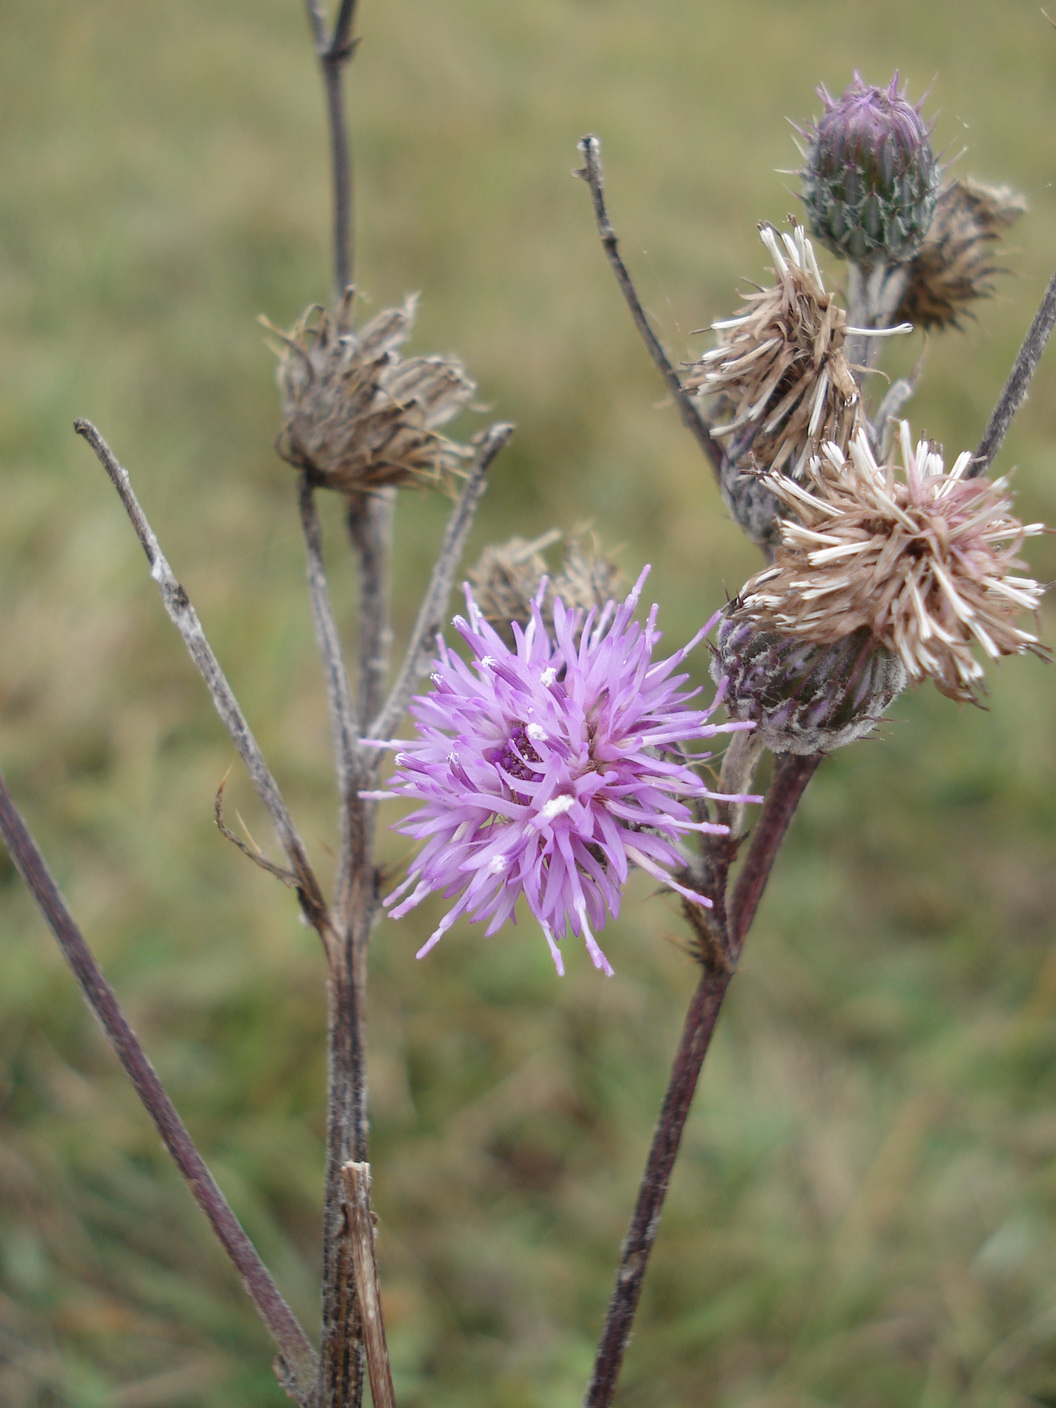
<box><xmin>583</xmin><ymin>750</ymin><xmax>821</xmax><ymax>1408</ymax></box>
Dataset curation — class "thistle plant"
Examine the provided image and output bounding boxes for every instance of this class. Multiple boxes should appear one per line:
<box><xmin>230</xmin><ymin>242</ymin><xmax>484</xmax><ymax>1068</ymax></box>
<box><xmin>2</xmin><ymin>14</ymin><xmax>1054</xmax><ymax>1408</ymax></box>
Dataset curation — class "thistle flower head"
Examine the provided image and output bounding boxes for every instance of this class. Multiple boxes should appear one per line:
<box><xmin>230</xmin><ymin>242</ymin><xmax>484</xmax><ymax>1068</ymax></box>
<box><xmin>371</xmin><ymin>570</ymin><xmax>752</xmax><ymax>975</ymax></box>
<box><xmin>272</xmin><ymin>288</ymin><xmax>475</xmax><ymax>493</ymax></box>
<box><xmin>685</xmin><ymin>221</ymin><xmax>861</xmax><ymax>489</ymax></box>
<box><xmin>735</xmin><ymin>423</ymin><xmax>1048</xmax><ymax>703</ymax></box>
<box><xmin>894</xmin><ymin>179</ymin><xmax>1027</xmax><ymax>332</ymax></box>
<box><xmin>801</xmin><ymin>72</ymin><xmax>939</xmax><ymax>266</ymax></box>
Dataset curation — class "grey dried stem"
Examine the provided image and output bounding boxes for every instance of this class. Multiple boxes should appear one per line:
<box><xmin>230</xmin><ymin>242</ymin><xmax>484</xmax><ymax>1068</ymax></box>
<box><xmin>971</xmin><ymin>269</ymin><xmax>1056</xmax><ymax>477</ymax></box>
<box><xmin>0</xmin><ymin>765</ymin><xmax>320</xmax><ymax>1402</ymax></box>
<box><xmin>341</xmin><ymin>1163</ymin><xmax>397</xmax><ymax>1408</ymax></box>
<box><xmin>74</xmin><ymin>419</ymin><xmax>333</xmax><ymax>947</ymax></box>
<box><xmin>304</xmin><ymin>0</ymin><xmax>361</xmax><ymax>298</ymax></box>
<box><xmin>296</xmin><ymin>7</ymin><xmax>517</xmax><ymax>1403</ymax></box>
<box><xmin>574</xmin><ymin>135</ymin><xmax>725</xmax><ymax>479</ymax></box>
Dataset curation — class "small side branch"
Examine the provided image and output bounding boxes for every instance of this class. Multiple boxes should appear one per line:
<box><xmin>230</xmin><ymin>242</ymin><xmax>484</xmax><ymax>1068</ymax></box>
<box><xmin>971</xmin><ymin>269</ymin><xmax>1056</xmax><ymax>477</ymax></box>
<box><xmin>74</xmin><ymin>420</ymin><xmax>331</xmax><ymax>943</ymax></box>
<box><xmin>573</xmin><ymin>135</ymin><xmax>724</xmax><ymax>480</ymax></box>
<box><xmin>371</xmin><ymin>422</ymin><xmax>513</xmax><ymax>742</ymax></box>
<box><xmin>341</xmin><ymin>1163</ymin><xmax>397</xmax><ymax>1408</ymax></box>
<box><xmin>0</xmin><ymin>771</ymin><xmax>319</xmax><ymax>1405</ymax></box>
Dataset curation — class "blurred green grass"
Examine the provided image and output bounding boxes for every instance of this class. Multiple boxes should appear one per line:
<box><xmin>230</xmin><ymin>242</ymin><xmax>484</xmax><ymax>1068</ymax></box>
<box><xmin>2</xmin><ymin>1</ymin><xmax>1056</xmax><ymax>1404</ymax></box>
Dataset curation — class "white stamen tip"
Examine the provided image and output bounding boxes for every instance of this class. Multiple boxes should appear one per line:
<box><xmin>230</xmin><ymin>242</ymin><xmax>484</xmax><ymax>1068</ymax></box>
<box><xmin>541</xmin><ymin>794</ymin><xmax>575</xmax><ymax>820</ymax></box>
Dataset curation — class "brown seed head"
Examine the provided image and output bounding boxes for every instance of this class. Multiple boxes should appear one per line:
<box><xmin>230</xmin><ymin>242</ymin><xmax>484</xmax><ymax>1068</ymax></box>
<box><xmin>734</xmin><ymin>423</ymin><xmax>1048</xmax><ymax>703</ymax></box>
<box><xmin>685</xmin><ymin>222</ymin><xmax>862</xmax><ymax>478</ymax></box>
<box><xmin>467</xmin><ymin>533</ymin><xmax>623</xmax><ymax>647</ymax></box>
<box><xmin>894</xmin><ymin>179</ymin><xmax>1027</xmax><ymax>332</ymax></box>
<box><xmin>272</xmin><ymin>288</ymin><xmax>475</xmax><ymax>493</ymax></box>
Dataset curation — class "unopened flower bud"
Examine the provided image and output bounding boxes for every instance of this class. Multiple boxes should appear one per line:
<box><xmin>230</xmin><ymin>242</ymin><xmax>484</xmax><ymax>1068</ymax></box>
<box><xmin>801</xmin><ymin>73</ymin><xmax>939</xmax><ymax>266</ymax></box>
<box><xmin>714</xmin><ymin>617</ymin><xmax>907</xmax><ymax>755</ymax></box>
<box><xmin>685</xmin><ymin>222</ymin><xmax>861</xmax><ymax>551</ymax></box>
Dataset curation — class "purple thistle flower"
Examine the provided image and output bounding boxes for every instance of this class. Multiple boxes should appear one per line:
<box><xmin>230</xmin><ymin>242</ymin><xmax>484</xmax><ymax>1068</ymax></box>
<box><xmin>369</xmin><ymin>568</ymin><xmax>754</xmax><ymax>975</ymax></box>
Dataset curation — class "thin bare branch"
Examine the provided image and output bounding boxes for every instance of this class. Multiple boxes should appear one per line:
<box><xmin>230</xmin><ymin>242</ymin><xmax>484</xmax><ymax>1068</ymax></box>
<box><xmin>0</xmin><ymin>770</ymin><xmax>319</xmax><ymax>1405</ymax></box>
<box><xmin>73</xmin><ymin>419</ymin><xmax>331</xmax><ymax>940</ymax></box>
<box><xmin>573</xmin><ymin>135</ymin><xmax>724</xmax><ymax>480</ymax></box>
<box><xmin>341</xmin><ymin>1163</ymin><xmax>397</xmax><ymax>1408</ymax></box>
<box><xmin>303</xmin><ymin>0</ymin><xmax>326</xmax><ymax>46</ymax></box>
<box><xmin>328</xmin><ymin>0</ymin><xmax>360</xmax><ymax>60</ymax></box>
<box><xmin>303</xmin><ymin>0</ymin><xmax>360</xmax><ymax>296</ymax></box>
<box><xmin>371</xmin><ymin>422</ymin><xmax>514</xmax><ymax>741</ymax></box>
<box><xmin>970</xmin><ymin>269</ymin><xmax>1056</xmax><ymax>477</ymax></box>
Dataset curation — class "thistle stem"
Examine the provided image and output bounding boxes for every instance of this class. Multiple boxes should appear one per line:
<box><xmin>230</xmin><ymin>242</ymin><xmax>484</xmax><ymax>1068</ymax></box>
<box><xmin>971</xmin><ymin>269</ymin><xmax>1056</xmax><ymax>477</ymax></box>
<box><xmin>583</xmin><ymin>971</ymin><xmax>731</xmax><ymax>1408</ymax></box>
<box><xmin>347</xmin><ymin>489</ymin><xmax>396</xmax><ymax>746</ymax></box>
<box><xmin>74</xmin><ymin>419</ymin><xmax>332</xmax><ymax>944</ymax></box>
<box><xmin>371</xmin><ymin>423</ymin><xmax>512</xmax><ymax>743</ymax></box>
<box><xmin>729</xmin><ymin>752</ymin><xmax>822</xmax><ymax>953</ymax></box>
<box><xmin>304</xmin><ymin>0</ymin><xmax>361</xmax><ymax>297</ymax></box>
<box><xmin>0</xmin><ymin>771</ymin><xmax>319</xmax><ymax>1405</ymax></box>
<box><xmin>341</xmin><ymin>1162</ymin><xmax>398</xmax><ymax>1408</ymax></box>
<box><xmin>584</xmin><ymin>750</ymin><xmax>822</xmax><ymax>1408</ymax></box>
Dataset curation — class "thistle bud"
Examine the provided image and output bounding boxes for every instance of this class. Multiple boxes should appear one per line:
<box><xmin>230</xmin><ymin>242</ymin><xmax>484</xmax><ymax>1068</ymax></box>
<box><xmin>713</xmin><ymin>617</ymin><xmax>907</xmax><ymax>755</ymax></box>
<box><xmin>801</xmin><ymin>73</ymin><xmax>939</xmax><ymax>266</ymax></box>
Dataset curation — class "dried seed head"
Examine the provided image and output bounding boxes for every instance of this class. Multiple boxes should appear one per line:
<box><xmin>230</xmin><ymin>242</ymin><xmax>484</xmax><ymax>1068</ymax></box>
<box><xmin>272</xmin><ymin>288</ymin><xmax>475</xmax><ymax>493</ymax></box>
<box><xmin>801</xmin><ymin>72</ymin><xmax>939</xmax><ymax>266</ymax></box>
<box><xmin>714</xmin><ymin>617</ymin><xmax>906</xmax><ymax>754</ymax></box>
<box><xmin>468</xmin><ymin>533</ymin><xmax>623</xmax><ymax>647</ymax></box>
<box><xmin>735</xmin><ymin>423</ymin><xmax>1048</xmax><ymax>703</ymax></box>
<box><xmin>894</xmin><ymin>179</ymin><xmax>1027</xmax><ymax>331</ymax></box>
<box><xmin>686</xmin><ymin>222</ymin><xmax>862</xmax><ymax>487</ymax></box>
<box><xmin>552</xmin><ymin>537</ymin><xmax>625</xmax><ymax>614</ymax></box>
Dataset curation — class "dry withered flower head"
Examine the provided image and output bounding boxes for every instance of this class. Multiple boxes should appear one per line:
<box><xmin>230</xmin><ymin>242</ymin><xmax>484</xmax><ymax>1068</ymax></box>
<box><xmin>734</xmin><ymin>422</ymin><xmax>1048</xmax><ymax>703</ymax></box>
<box><xmin>685</xmin><ymin>221</ymin><xmax>861</xmax><ymax>478</ymax></box>
<box><xmin>895</xmin><ymin>178</ymin><xmax>1027</xmax><ymax>332</ymax></box>
<box><xmin>468</xmin><ymin>533</ymin><xmax>623</xmax><ymax>645</ymax></box>
<box><xmin>272</xmin><ymin>287</ymin><xmax>475</xmax><ymax>493</ymax></box>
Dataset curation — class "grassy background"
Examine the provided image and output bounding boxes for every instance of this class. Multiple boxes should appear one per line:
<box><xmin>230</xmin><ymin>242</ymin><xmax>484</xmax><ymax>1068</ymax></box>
<box><xmin>2</xmin><ymin>1</ymin><xmax>1056</xmax><ymax>1404</ymax></box>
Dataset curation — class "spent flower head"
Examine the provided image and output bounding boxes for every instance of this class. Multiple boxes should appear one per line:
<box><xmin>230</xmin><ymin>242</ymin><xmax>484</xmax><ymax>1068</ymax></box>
<box><xmin>467</xmin><ymin>532</ymin><xmax>624</xmax><ymax>647</ymax></box>
<box><xmin>685</xmin><ymin>221</ymin><xmax>861</xmax><ymax>486</ymax></box>
<box><xmin>801</xmin><ymin>72</ymin><xmax>939</xmax><ymax>266</ymax></box>
<box><xmin>369</xmin><ymin>570</ymin><xmax>754</xmax><ymax>975</ymax></box>
<box><xmin>271</xmin><ymin>288</ymin><xmax>475</xmax><ymax>494</ymax></box>
<box><xmin>894</xmin><ymin>178</ymin><xmax>1027</xmax><ymax>332</ymax></box>
<box><xmin>734</xmin><ymin>423</ymin><xmax>1048</xmax><ymax>703</ymax></box>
